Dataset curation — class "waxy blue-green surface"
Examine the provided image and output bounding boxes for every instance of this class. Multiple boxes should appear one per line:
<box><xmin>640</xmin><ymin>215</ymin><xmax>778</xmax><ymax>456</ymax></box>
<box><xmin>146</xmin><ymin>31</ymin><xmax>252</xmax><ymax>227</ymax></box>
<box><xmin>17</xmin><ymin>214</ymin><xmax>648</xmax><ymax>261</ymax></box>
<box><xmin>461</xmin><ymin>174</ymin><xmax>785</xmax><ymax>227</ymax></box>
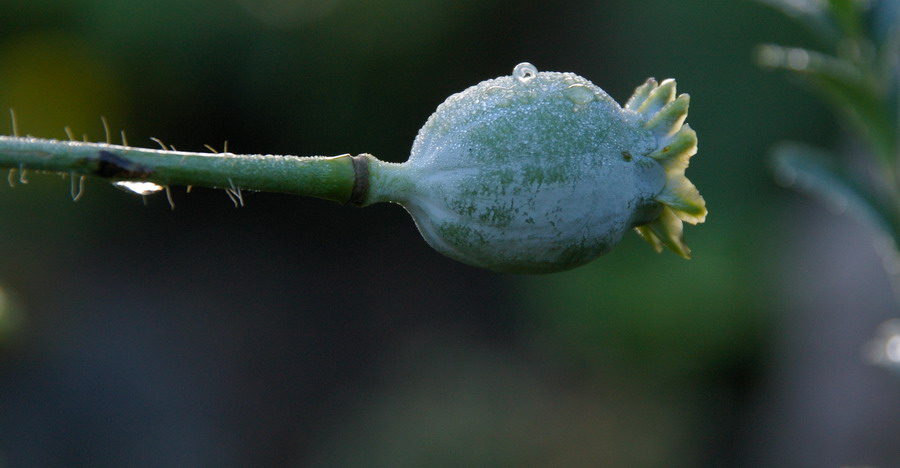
<box><xmin>370</xmin><ymin>64</ymin><xmax>668</xmax><ymax>273</ymax></box>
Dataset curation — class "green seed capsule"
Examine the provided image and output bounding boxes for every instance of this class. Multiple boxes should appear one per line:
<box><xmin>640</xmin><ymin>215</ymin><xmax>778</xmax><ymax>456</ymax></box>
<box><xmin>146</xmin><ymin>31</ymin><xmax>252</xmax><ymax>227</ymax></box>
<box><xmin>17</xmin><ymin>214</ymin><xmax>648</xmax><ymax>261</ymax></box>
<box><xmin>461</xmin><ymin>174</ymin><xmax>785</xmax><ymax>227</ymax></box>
<box><xmin>366</xmin><ymin>63</ymin><xmax>706</xmax><ymax>273</ymax></box>
<box><xmin>0</xmin><ymin>62</ymin><xmax>705</xmax><ymax>273</ymax></box>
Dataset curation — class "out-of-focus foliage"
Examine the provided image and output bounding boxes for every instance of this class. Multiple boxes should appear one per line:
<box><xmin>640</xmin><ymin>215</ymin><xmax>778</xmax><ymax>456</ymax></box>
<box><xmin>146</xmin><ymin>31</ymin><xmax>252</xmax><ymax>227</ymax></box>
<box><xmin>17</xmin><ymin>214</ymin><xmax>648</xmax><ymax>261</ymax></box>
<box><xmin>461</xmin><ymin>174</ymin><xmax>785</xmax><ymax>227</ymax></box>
<box><xmin>759</xmin><ymin>0</ymin><xmax>900</xmax><ymax>379</ymax></box>
<box><xmin>759</xmin><ymin>0</ymin><xmax>900</xmax><ymax>267</ymax></box>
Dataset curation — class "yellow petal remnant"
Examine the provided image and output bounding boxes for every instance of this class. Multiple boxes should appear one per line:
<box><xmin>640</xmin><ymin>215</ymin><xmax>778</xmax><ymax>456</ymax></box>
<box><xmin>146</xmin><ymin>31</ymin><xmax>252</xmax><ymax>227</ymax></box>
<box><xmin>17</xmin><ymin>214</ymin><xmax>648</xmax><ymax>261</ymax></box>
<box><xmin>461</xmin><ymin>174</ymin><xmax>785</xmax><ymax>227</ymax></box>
<box><xmin>630</xmin><ymin>78</ymin><xmax>707</xmax><ymax>258</ymax></box>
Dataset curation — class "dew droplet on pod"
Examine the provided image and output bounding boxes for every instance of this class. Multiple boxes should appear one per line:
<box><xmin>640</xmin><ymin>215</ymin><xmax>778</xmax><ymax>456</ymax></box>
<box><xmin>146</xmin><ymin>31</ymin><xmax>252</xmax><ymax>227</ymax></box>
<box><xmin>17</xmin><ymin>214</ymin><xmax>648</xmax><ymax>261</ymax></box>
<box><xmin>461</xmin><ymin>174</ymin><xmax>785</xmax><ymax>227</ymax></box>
<box><xmin>113</xmin><ymin>181</ymin><xmax>164</xmax><ymax>195</ymax></box>
<box><xmin>512</xmin><ymin>62</ymin><xmax>538</xmax><ymax>83</ymax></box>
<box><xmin>562</xmin><ymin>84</ymin><xmax>595</xmax><ymax>109</ymax></box>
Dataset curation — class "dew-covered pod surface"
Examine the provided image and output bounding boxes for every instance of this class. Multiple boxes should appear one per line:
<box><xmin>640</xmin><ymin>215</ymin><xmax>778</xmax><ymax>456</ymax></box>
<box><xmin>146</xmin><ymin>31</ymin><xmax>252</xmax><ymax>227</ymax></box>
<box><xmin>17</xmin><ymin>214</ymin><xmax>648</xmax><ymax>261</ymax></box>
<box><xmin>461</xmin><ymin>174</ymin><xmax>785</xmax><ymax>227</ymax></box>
<box><xmin>366</xmin><ymin>63</ymin><xmax>707</xmax><ymax>273</ymax></box>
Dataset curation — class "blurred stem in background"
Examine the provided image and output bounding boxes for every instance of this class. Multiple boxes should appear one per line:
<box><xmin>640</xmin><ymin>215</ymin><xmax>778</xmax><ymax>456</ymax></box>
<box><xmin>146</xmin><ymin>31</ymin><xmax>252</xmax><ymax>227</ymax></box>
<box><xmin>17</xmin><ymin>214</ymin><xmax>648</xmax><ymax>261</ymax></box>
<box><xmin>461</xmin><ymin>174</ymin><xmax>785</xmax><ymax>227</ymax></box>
<box><xmin>757</xmin><ymin>0</ymin><xmax>900</xmax><ymax>368</ymax></box>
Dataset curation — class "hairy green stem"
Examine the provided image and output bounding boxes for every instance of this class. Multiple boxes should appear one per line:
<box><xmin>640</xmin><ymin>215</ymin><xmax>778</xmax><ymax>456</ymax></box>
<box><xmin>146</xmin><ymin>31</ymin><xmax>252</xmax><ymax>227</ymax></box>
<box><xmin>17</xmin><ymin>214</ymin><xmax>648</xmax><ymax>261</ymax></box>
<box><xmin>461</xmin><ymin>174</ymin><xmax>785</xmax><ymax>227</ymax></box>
<box><xmin>0</xmin><ymin>136</ymin><xmax>369</xmax><ymax>204</ymax></box>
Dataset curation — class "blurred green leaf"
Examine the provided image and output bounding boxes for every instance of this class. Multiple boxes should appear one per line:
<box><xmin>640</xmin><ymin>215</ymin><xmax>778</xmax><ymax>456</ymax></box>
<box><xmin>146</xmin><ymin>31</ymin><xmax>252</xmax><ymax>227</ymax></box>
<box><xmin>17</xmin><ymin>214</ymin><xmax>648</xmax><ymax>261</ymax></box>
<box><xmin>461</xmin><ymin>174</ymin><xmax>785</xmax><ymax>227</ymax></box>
<box><xmin>755</xmin><ymin>0</ymin><xmax>837</xmax><ymax>41</ymax></box>
<box><xmin>756</xmin><ymin>0</ymin><xmax>871</xmax><ymax>43</ymax></box>
<box><xmin>757</xmin><ymin>44</ymin><xmax>897</xmax><ymax>168</ymax></box>
<box><xmin>877</xmin><ymin>22</ymin><xmax>900</xmax><ymax>126</ymax></box>
<box><xmin>772</xmin><ymin>141</ymin><xmax>900</xmax><ymax>248</ymax></box>
<box><xmin>826</xmin><ymin>0</ymin><xmax>866</xmax><ymax>39</ymax></box>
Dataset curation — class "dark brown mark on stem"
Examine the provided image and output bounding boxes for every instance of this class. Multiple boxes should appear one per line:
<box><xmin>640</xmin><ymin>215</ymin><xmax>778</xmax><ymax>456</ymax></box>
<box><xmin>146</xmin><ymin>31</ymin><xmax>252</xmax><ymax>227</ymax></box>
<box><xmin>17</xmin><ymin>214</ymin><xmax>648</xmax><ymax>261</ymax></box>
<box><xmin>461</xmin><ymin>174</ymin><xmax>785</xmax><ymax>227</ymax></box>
<box><xmin>94</xmin><ymin>150</ymin><xmax>154</xmax><ymax>179</ymax></box>
<box><xmin>348</xmin><ymin>154</ymin><xmax>370</xmax><ymax>206</ymax></box>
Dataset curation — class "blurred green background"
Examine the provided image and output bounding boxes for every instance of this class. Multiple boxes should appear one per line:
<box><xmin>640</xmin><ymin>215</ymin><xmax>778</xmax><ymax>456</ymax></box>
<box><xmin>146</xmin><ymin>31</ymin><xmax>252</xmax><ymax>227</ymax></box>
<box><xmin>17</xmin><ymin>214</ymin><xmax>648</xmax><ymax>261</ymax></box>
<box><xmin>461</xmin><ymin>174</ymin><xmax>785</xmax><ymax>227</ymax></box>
<box><xmin>0</xmin><ymin>0</ymin><xmax>898</xmax><ymax>466</ymax></box>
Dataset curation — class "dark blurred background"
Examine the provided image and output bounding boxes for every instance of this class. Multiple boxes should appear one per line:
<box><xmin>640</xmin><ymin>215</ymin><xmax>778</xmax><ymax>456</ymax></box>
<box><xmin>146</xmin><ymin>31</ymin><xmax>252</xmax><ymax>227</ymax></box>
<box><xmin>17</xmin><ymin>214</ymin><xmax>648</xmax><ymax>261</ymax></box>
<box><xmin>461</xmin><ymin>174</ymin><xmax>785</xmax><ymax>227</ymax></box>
<box><xmin>0</xmin><ymin>0</ymin><xmax>898</xmax><ymax>466</ymax></box>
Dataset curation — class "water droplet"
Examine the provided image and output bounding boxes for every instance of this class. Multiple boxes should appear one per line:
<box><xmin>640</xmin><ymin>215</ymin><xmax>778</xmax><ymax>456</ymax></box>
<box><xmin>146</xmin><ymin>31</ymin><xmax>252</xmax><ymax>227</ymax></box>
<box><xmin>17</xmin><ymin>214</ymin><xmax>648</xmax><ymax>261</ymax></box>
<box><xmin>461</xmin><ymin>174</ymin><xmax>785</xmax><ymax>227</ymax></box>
<box><xmin>113</xmin><ymin>181</ymin><xmax>164</xmax><ymax>195</ymax></box>
<box><xmin>513</xmin><ymin>62</ymin><xmax>538</xmax><ymax>83</ymax></box>
<box><xmin>563</xmin><ymin>84</ymin><xmax>595</xmax><ymax>109</ymax></box>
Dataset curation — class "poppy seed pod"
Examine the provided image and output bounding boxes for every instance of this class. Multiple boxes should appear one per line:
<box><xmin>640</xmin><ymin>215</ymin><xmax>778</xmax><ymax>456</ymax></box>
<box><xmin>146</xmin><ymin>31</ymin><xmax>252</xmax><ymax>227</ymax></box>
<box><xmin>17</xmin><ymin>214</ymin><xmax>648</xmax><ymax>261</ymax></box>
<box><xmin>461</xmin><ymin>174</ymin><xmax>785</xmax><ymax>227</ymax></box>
<box><xmin>0</xmin><ymin>63</ymin><xmax>704</xmax><ymax>274</ymax></box>
<box><xmin>363</xmin><ymin>63</ymin><xmax>707</xmax><ymax>273</ymax></box>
